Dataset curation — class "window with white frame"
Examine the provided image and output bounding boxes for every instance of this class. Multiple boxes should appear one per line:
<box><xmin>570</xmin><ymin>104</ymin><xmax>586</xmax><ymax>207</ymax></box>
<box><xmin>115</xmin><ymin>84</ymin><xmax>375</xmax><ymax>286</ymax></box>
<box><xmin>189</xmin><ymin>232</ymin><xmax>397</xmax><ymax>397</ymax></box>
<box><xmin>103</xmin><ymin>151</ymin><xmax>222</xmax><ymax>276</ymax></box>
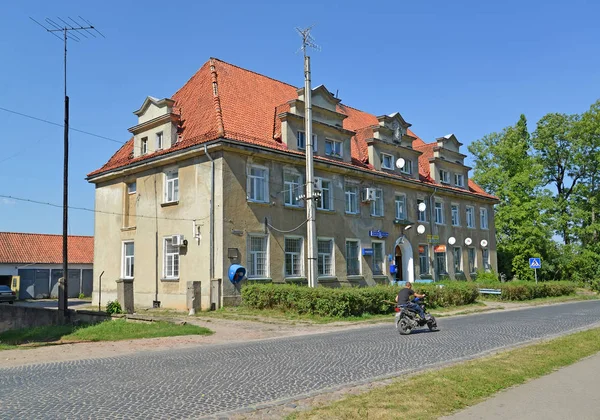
<box><xmin>141</xmin><ymin>137</ymin><xmax>148</xmax><ymax>155</ymax></box>
<box><xmin>395</xmin><ymin>194</ymin><xmax>407</xmax><ymax>220</ymax></box>
<box><xmin>454</xmin><ymin>173</ymin><xmax>465</xmax><ymax>187</ymax></box>
<box><xmin>297</xmin><ymin>131</ymin><xmax>317</xmax><ymax>151</ymax></box>
<box><xmin>163</xmin><ymin>237</ymin><xmax>180</xmax><ymax>279</ymax></box>
<box><xmin>284</xmin><ymin>171</ymin><xmax>302</xmax><ymax>207</ymax></box>
<box><xmin>439</xmin><ymin>169</ymin><xmax>450</xmax><ymax>184</ymax></box>
<box><xmin>122</xmin><ymin>241</ymin><xmax>134</xmax><ymax>278</ymax></box>
<box><xmin>468</xmin><ymin>247</ymin><xmax>476</xmax><ymax>273</ymax></box>
<box><xmin>127</xmin><ymin>182</ymin><xmax>136</xmax><ymax>194</ymax></box>
<box><xmin>316</xmin><ymin>178</ymin><xmax>333</xmax><ymax>211</ymax></box>
<box><xmin>247</xmin><ymin>234</ymin><xmax>268</xmax><ymax>278</ymax></box>
<box><xmin>453</xmin><ymin>247</ymin><xmax>462</xmax><ymax>273</ymax></box>
<box><xmin>317</xmin><ymin>238</ymin><xmax>334</xmax><ymax>277</ymax></box>
<box><xmin>325</xmin><ymin>139</ymin><xmax>342</xmax><ymax>157</ymax></box>
<box><xmin>346</xmin><ymin>240</ymin><xmax>361</xmax><ymax>275</ymax></box>
<box><xmin>482</xmin><ymin>248</ymin><xmax>491</xmax><ymax>271</ymax></box>
<box><xmin>284</xmin><ymin>237</ymin><xmax>303</xmax><ymax>277</ymax></box>
<box><xmin>164</xmin><ymin>169</ymin><xmax>179</xmax><ymax>203</ymax></box>
<box><xmin>345</xmin><ymin>183</ymin><xmax>359</xmax><ymax>214</ymax></box>
<box><xmin>417</xmin><ymin>198</ymin><xmax>427</xmax><ymax>222</ymax></box>
<box><xmin>466</xmin><ymin>206</ymin><xmax>475</xmax><ymax>228</ymax></box>
<box><xmin>372</xmin><ymin>241</ymin><xmax>385</xmax><ymax>275</ymax></box>
<box><xmin>435</xmin><ymin>249</ymin><xmax>447</xmax><ymax>276</ymax></box>
<box><xmin>401</xmin><ymin>159</ymin><xmax>413</xmax><ymax>175</ymax></box>
<box><xmin>480</xmin><ymin>208</ymin><xmax>489</xmax><ymax>229</ymax></box>
<box><xmin>371</xmin><ymin>188</ymin><xmax>384</xmax><ymax>217</ymax></box>
<box><xmin>434</xmin><ymin>201</ymin><xmax>444</xmax><ymax>224</ymax></box>
<box><xmin>247</xmin><ymin>165</ymin><xmax>268</xmax><ymax>203</ymax></box>
<box><xmin>419</xmin><ymin>245</ymin><xmax>429</xmax><ymax>275</ymax></box>
<box><xmin>156</xmin><ymin>132</ymin><xmax>163</xmax><ymax>150</ymax></box>
<box><xmin>451</xmin><ymin>204</ymin><xmax>460</xmax><ymax>226</ymax></box>
<box><xmin>381</xmin><ymin>153</ymin><xmax>394</xmax><ymax>170</ymax></box>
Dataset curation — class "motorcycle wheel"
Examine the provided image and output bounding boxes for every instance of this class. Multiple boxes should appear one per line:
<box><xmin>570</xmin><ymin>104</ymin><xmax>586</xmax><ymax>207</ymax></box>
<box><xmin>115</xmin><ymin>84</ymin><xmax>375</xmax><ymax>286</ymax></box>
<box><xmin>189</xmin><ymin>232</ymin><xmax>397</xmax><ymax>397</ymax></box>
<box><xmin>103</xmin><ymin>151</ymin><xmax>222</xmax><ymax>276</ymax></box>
<box><xmin>427</xmin><ymin>315</ymin><xmax>438</xmax><ymax>332</ymax></box>
<box><xmin>397</xmin><ymin>318</ymin><xmax>412</xmax><ymax>335</ymax></box>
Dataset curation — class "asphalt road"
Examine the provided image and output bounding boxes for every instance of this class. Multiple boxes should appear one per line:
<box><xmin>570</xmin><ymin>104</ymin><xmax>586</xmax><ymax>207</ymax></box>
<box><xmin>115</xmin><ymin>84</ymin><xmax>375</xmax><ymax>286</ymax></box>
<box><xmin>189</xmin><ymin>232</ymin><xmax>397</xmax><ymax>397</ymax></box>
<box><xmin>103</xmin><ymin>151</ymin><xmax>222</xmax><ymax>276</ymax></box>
<box><xmin>2</xmin><ymin>301</ymin><xmax>600</xmax><ymax>420</ymax></box>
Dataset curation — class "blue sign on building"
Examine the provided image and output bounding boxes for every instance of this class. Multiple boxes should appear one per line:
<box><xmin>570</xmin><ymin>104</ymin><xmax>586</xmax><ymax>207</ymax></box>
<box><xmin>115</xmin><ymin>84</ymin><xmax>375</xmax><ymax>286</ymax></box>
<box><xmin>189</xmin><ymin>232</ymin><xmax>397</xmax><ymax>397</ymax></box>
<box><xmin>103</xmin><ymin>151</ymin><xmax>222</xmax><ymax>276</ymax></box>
<box><xmin>529</xmin><ymin>258</ymin><xmax>541</xmax><ymax>269</ymax></box>
<box><xmin>362</xmin><ymin>248</ymin><xmax>374</xmax><ymax>256</ymax></box>
<box><xmin>369</xmin><ymin>230</ymin><xmax>389</xmax><ymax>239</ymax></box>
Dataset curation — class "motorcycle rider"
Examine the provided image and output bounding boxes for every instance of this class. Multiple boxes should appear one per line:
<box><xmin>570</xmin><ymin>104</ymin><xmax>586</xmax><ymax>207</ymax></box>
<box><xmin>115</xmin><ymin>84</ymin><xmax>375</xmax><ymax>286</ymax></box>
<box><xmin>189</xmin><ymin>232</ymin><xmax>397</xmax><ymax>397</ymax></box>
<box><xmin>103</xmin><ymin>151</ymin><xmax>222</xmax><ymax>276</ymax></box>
<box><xmin>395</xmin><ymin>281</ymin><xmax>427</xmax><ymax>320</ymax></box>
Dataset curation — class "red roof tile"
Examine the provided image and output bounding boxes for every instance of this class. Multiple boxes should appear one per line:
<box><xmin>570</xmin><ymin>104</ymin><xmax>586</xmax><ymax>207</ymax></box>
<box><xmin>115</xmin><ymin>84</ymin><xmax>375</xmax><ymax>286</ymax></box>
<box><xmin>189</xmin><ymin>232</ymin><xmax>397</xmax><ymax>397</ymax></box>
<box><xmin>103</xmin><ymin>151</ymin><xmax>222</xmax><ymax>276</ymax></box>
<box><xmin>0</xmin><ymin>232</ymin><xmax>94</xmax><ymax>264</ymax></box>
<box><xmin>88</xmin><ymin>58</ymin><xmax>496</xmax><ymax>201</ymax></box>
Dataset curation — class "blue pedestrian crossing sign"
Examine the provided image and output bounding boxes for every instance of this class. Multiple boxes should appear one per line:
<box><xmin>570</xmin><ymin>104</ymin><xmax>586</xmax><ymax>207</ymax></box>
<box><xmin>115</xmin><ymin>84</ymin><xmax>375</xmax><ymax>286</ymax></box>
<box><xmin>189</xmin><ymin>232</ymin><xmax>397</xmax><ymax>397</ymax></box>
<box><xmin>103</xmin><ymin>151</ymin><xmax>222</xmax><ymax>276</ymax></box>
<box><xmin>529</xmin><ymin>258</ymin><xmax>541</xmax><ymax>269</ymax></box>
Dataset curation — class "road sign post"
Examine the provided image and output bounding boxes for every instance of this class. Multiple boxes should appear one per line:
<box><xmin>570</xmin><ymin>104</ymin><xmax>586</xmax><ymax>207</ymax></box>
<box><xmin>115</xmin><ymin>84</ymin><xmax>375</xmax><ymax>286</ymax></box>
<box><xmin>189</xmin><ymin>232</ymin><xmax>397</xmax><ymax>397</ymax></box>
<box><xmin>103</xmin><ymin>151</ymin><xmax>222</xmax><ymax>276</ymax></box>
<box><xmin>529</xmin><ymin>258</ymin><xmax>541</xmax><ymax>284</ymax></box>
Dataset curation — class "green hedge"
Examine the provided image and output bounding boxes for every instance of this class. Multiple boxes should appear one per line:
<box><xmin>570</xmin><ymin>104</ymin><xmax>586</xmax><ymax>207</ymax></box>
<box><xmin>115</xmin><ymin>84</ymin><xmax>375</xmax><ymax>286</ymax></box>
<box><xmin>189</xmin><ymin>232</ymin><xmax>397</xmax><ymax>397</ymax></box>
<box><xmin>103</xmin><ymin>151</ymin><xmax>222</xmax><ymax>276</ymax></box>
<box><xmin>241</xmin><ymin>283</ymin><xmax>480</xmax><ymax>317</ymax></box>
<box><xmin>476</xmin><ymin>281</ymin><xmax>577</xmax><ymax>301</ymax></box>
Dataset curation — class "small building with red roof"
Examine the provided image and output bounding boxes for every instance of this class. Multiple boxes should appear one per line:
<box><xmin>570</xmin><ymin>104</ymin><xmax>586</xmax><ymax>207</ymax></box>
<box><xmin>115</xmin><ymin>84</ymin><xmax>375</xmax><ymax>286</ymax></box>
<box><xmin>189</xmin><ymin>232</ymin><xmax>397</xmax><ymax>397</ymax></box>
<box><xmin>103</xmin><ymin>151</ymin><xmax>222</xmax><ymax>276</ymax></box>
<box><xmin>87</xmin><ymin>58</ymin><xmax>498</xmax><ymax>310</ymax></box>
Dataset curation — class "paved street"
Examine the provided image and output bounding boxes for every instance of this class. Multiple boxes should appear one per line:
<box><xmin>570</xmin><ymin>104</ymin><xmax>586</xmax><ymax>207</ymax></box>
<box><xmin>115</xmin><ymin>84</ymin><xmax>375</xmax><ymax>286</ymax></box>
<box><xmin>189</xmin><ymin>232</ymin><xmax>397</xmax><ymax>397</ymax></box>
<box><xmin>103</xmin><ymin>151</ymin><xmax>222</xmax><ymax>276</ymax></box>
<box><xmin>2</xmin><ymin>301</ymin><xmax>600</xmax><ymax>419</ymax></box>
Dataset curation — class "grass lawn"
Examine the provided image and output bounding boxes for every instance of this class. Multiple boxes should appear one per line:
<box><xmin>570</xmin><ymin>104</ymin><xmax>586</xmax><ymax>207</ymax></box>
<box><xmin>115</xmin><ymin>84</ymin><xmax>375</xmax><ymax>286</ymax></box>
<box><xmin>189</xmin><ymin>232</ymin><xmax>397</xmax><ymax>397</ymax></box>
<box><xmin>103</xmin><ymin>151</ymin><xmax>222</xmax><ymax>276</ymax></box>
<box><xmin>0</xmin><ymin>320</ymin><xmax>212</xmax><ymax>349</ymax></box>
<box><xmin>288</xmin><ymin>327</ymin><xmax>600</xmax><ymax>420</ymax></box>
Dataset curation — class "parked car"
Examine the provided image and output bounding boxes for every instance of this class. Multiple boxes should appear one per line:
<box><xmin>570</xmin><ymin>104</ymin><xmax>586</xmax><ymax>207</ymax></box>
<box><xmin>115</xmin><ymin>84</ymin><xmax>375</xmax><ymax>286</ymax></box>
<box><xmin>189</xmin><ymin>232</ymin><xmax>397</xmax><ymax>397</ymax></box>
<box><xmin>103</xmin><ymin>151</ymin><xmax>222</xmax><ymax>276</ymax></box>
<box><xmin>0</xmin><ymin>285</ymin><xmax>16</xmax><ymax>304</ymax></box>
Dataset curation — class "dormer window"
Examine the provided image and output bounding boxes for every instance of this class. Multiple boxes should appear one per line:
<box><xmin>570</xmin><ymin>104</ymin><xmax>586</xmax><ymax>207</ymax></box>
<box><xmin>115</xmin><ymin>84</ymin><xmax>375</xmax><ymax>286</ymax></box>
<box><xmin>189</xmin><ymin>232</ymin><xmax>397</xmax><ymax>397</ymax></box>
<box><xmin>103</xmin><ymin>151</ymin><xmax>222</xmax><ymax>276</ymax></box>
<box><xmin>297</xmin><ymin>131</ymin><xmax>317</xmax><ymax>152</ymax></box>
<box><xmin>141</xmin><ymin>137</ymin><xmax>148</xmax><ymax>155</ymax></box>
<box><xmin>381</xmin><ymin>153</ymin><xmax>394</xmax><ymax>170</ymax></box>
<box><xmin>401</xmin><ymin>159</ymin><xmax>413</xmax><ymax>175</ymax></box>
<box><xmin>439</xmin><ymin>169</ymin><xmax>450</xmax><ymax>184</ymax></box>
<box><xmin>156</xmin><ymin>132</ymin><xmax>163</xmax><ymax>150</ymax></box>
<box><xmin>325</xmin><ymin>139</ymin><xmax>342</xmax><ymax>158</ymax></box>
<box><xmin>455</xmin><ymin>173</ymin><xmax>465</xmax><ymax>187</ymax></box>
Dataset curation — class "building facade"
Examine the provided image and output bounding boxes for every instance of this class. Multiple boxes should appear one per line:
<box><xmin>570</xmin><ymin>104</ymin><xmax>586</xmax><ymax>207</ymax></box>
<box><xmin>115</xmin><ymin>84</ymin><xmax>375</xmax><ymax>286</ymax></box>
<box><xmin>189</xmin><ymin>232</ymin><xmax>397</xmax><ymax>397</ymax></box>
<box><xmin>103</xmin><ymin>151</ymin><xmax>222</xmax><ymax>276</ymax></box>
<box><xmin>87</xmin><ymin>58</ymin><xmax>498</xmax><ymax>310</ymax></box>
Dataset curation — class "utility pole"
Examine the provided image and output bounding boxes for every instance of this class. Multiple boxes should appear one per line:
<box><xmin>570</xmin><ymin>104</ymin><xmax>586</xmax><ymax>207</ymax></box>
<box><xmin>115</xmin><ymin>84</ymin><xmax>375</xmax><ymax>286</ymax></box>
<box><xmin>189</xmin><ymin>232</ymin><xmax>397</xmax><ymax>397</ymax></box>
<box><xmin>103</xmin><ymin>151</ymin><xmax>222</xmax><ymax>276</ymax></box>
<box><xmin>31</xmin><ymin>17</ymin><xmax>104</xmax><ymax>316</ymax></box>
<box><xmin>297</xmin><ymin>27</ymin><xmax>319</xmax><ymax>288</ymax></box>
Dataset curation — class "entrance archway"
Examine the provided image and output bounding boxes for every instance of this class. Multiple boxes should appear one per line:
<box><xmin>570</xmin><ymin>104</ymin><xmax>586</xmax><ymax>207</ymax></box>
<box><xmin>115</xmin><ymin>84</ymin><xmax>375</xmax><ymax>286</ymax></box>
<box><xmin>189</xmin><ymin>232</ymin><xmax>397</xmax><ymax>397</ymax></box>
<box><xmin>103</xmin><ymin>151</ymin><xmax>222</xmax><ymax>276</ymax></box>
<box><xmin>393</xmin><ymin>236</ymin><xmax>414</xmax><ymax>283</ymax></box>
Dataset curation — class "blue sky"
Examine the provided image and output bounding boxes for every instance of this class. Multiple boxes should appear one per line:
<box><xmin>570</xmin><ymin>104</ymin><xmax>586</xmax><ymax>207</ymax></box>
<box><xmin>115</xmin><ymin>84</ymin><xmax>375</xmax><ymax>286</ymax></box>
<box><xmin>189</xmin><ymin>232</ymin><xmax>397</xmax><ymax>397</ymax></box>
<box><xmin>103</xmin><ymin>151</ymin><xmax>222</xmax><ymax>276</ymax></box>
<box><xmin>1</xmin><ymin>0</ymin><xmax>599</xmax><ymax>236</ymax></box>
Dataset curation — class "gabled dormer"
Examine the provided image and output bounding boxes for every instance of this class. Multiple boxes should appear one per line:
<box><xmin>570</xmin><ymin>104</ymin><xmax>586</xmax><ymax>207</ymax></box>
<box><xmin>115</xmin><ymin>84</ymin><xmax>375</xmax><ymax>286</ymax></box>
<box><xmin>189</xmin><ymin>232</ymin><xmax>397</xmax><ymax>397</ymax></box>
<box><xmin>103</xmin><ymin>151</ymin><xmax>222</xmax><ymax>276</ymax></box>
<box><xmin>429</xmin><ymin>134</ymin><xmax>471</xmax><ymax>189</ymax></box>
<box><xmin>129</xmin><ymin>96</ymin><xmax>181</xmax><ymax>158</ymax></box>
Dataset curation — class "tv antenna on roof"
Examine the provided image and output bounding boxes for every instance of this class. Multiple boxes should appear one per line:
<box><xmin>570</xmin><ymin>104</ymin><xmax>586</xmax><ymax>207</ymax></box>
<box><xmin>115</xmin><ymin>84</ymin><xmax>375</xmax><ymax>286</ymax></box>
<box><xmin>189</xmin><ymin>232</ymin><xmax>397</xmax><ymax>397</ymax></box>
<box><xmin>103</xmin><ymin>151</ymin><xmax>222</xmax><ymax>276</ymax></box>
<box><xmin>30</xmin><ymin>16</ymin><xmax>104</xmax><ymax>317</ymax></box>
<box><xmin>296</xmin><ymin>25</ymin><xmax>320</xmax><ymax>57</ymax></box>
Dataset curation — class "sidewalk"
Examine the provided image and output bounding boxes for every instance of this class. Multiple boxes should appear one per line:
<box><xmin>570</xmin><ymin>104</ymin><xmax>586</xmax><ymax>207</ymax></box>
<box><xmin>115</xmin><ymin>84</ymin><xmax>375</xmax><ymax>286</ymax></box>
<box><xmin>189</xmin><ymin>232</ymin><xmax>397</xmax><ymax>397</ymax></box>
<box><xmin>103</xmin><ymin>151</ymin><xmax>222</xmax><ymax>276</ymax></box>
<box><xmin>442</xmin><ymin>352</ymin><xmax>600</xmax><ymax>420</ymax></box>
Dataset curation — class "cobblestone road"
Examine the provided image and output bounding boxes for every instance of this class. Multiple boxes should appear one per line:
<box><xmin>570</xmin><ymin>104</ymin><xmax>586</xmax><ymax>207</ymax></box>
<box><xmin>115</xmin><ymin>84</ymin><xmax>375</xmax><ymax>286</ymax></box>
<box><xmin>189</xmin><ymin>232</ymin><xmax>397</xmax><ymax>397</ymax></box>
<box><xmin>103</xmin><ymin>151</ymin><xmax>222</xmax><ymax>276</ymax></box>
<box><xmin>2</xmin><ymin>301</ymin><xmax>600</xmax><ymax>419</ymax></box>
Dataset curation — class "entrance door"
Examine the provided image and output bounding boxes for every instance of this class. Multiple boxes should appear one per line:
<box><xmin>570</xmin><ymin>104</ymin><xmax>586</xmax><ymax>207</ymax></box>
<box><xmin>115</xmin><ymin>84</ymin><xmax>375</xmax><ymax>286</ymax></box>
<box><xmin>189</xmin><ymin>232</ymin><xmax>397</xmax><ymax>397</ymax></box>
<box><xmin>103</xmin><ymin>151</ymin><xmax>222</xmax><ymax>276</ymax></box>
<box><xmin>395</xmin><ymin>245</ymin><xmax>403</xmax><ymax>281</ymax></box>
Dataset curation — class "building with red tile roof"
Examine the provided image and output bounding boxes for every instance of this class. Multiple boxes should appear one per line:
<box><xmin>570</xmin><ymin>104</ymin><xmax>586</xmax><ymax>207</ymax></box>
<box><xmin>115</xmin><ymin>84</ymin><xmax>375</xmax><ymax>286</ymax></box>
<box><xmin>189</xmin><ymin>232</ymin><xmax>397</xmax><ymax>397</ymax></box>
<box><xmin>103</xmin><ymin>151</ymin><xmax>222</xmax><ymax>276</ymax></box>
<box><xmin>88</xmin><ymin>58</ymin><xmax>498</xmax><ymax>311</ymax></box>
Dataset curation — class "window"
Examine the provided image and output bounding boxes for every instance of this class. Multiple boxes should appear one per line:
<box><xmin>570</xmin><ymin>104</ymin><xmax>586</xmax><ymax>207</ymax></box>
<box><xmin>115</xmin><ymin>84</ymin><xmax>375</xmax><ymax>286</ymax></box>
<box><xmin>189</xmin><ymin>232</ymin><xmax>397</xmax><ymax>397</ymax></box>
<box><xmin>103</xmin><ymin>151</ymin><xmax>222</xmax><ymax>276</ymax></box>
<box><xmin>163</xmin><ymin>237</ymin><xmax>180</xmax><ymax>279</ymax></box>
<box><xmin>284</xmin><ymin>172</ymin><xmax>302</xmax><ymax>207</ymax></box>
<box><xmin>395</xmin><ymin>194</ymin><xmax>406</xmax><ymax>220</ymax></box>
<box><xmin>455</xmin><ymin>173</ymin><xmax>465</xmax><ymax>187</ymax></box>
<box><xmin>417</xmin><ymin>199</ymin><xmax>427</xmax><ymax>222</ymax></box>
<box><xmin>451</xmin><ymin>204</ymin><xmax>460</xmax><ymax>226</ymax></box>
<box><xmin>345</xmin><ymin>183</ymin><xmax>359</xmax><ymax>214</ymax></box>
<box><xmin>372</xmin><ymin>242</ymin><xmax>385</xmax><ymax>275</ymax></box>
<box><xmin>317</xmin><ymin>239</ymin><xmax>334</xmax><ymax>277</ymax></box>
<box><xmin>141</xmin><ymin>137</ymin><xmax>148</xmax><ymax>155</ymax></box>
<box><xmin>480</xmin><ymin>208</ymin><xmax>489</xmax><ymax>229</ymax></box>
<box><xmin>164</xmin><ymin>169</ymin><xmax>179</xmax><ymax>203</ymax></box>
<box><xmin>247</xmin><ymin>165</ymin><xmax>268</xmax><ymax>203</ymax></box>
<box><xmin>156</xmin><ymin>132</ymin><xmax>163</xmax><ymax>150</ymax></box>
<box><xmin>127</xmin><ymin>182</ymin><xmax>136</xmax><ymax>194</ymax></box>
<box><xmin>381</xmin><ymin>153</ymin><xmax>394</xmax><ymax>170</ymax></box>
<box><xmin>419</xmin><ymin>245</ymin><xmax>429</xmax><ymax>275</ymax></box>
<box><xmin>453</xmin><ymin>247</ymin><xmax>462</xmax><ymax>272</ymax></box>
<box><xmin>371</xmin><ymin>188</ymin><xmax>384</xmax><ymax>217</ymax></box>
<box><xmin>284</xmin><ymin>237</ymin><xmax>303</xmax><ymax>277</ymax></box>
<box><xmin>316</xmin><ymin>178</ymin><xmax>333</xmax><ymax>210</ymax></box>
<box><xmin>401</xmin><ymin>159</ymin><xmax>413</xmax><ymax>175</ymax></box>
<box><xmin>468</xmin><ymin>247</ymin><xmax>476</xmax><ymax>273</ymax></box>
<box><xmin>325</xmin><ymin>139</ymin><xmax>342</xmax><ymax>157</ymax></box>
<box><xmin>439</xmin><ymin>169</ymin><xmax>449</xmax><ymax>184</ymax></box>
<box><xmin>297</xmin><ymin>131</ymin><xmax>317</xmax><ymax>151</ymax></box>
<box><xmin>346</xmin><ymin>240</ymin><xmax>361</xmax><ymax>275</ymax></box>
<box><xmin>247</xmin><ymin>234</ymin><xmax>268</xmax><ymax>278</ymax></box>
<box><xmin>122</xmin><ymin>241</ymin><xmax>134</xmax><ymax>278</ymax></box>
<box><xmin>435</xmin><ymin>249</ymin><xmax>447</xmax><ymax>276</ymax></box>
<box><xmin>435</xmin><ymin>201</ymin><xmax>444</xmax><ymax>224</ymax></box>
<box><xmin>466</xmin><ymin>206</ymin><xmax>475</xmax><ymax>228</ymax></box>
<box><xmin>482</xmin><ymin>248</ymin><xmax>491</xmax><ymax>271</ymax></box>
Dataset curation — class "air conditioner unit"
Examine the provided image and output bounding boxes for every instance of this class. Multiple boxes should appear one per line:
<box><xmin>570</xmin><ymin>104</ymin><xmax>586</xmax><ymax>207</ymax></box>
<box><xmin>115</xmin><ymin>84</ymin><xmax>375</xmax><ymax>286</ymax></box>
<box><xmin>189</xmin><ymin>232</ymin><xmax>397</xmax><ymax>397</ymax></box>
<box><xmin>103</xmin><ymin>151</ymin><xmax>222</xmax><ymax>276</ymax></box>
<box><xmin>362</xmin><ymin>188</ymin><xmax>377</xmax><ymax>202</ymax></box>
<box><xmin>172</xmin><ymin>234</ymin><xmax>185</xmax><ymax>247</ymax></box>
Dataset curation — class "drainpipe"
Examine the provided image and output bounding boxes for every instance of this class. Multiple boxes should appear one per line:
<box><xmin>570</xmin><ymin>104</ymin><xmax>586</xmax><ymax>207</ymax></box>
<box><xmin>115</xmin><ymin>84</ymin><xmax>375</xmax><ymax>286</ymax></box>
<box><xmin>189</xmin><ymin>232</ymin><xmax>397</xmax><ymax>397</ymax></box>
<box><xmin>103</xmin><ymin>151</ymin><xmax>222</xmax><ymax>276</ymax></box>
<box><xmin>429</xmin><ymin>187</ymin><xmax>439</xmax><ymax>282</ymax></box>
<box><xmin>204</xmin><ymin>145</ymin><xmax>215</xmax><ymax>282</ymax></box>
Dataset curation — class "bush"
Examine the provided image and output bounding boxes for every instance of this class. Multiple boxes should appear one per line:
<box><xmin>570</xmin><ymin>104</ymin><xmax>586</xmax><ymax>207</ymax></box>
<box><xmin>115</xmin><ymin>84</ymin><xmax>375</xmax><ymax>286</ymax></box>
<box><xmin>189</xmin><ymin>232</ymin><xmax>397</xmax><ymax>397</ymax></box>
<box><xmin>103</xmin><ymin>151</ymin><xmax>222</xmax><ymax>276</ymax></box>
<box><xmin>476</xmin><ymin>281</ymin><xmax>577</xmax><ymax>301</ymax></box>
<box><xmin>590</xmin><ymin>280</ymin><xmax>600</xmax><ymax>293</ymax></box>
<box><xmin>241</xmin><ymin>283</ymin><xmax>480</xmax><ymax>317</ymax></box>
<box><xmin>474</xmin><ymin>269</ymin><xmax>499</xmax><ymax>283</ymax></box>
<box><xmin>105</xmin><ymin>300</ymin><xmax>123</xmax><ymax>315</ymax></box>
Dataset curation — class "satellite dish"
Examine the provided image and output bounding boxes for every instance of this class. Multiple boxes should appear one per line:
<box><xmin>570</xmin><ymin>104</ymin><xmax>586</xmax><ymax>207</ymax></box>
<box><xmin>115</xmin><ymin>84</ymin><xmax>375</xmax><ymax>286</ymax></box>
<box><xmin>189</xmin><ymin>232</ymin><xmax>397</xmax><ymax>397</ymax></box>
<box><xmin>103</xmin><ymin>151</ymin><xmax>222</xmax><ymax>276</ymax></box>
<box><xmin>465</xmin><ymin>237</ymin><xmax>472</xmax><ymax>246</ymax></box>
<box><xmin>448</xmin><ymin>237</ymin><xmax>456</xmax><ymax>245</ymax></box>
<box><xmin>395</xmin><ymin>158</ymin><xmax>405</xmax><ymax>169</ymax></box>
<box><xmin>418</xmin><ymin>202</ymin><xmax>427</xmax><ymax>212</ymax></box>
<box><xmin>481</xmin><ymin>239</ymin><xmax>488</xmax><ymax>248</ymax></box>
<box><xmin>417</xmin><ymin>225</ymin><xmax>426</xmax><ymax>234</ymax></box>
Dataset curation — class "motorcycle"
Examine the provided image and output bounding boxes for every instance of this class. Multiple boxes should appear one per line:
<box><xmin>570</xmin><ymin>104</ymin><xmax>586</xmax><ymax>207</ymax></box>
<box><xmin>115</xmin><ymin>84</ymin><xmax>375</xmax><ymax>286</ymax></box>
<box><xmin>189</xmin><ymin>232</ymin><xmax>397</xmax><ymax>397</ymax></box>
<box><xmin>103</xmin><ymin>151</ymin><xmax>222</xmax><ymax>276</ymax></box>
<box><xmin>395</xmin><ymin>296</ymin><xmax>438</xmax><ymax>335</ymax></box>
